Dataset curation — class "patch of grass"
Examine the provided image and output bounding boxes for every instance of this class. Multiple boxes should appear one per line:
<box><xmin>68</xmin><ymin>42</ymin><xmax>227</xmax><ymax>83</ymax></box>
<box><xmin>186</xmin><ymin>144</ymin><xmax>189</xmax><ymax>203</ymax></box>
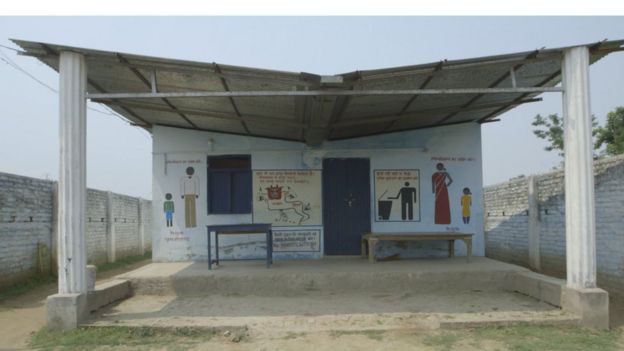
<box><xmin>96</xmin><ymin>251</ymin><xmax>152</xmax><ymax>272</ymax></box>
<box><xmin>30</xmin><ymin>326</ymin><xmax>218</xmax><ymax>351</ymax></box>
<box><xmin>330</xmin><ymin>329</ymin><xmax>385</xmax><ymax>341</ymax></box>
<box><xmin>472</xmin><ymin>324</ymin><xmax>620</xmax><ymax>351</ymax></box>
<box><xmin>423</xmin><ymin>332</ymin><xmax>461</xmax><ymax>350</ymax></box>
<box><xmin>0</xmin><ymin>275</ymin><xmax>55</xmax><ymax>302</ymax></box>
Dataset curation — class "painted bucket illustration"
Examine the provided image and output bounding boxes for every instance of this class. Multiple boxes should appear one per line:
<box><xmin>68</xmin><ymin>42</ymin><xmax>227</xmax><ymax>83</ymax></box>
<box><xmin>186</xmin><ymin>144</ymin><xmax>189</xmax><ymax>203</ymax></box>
<box><xmin>378</xmin><ymin>200</ymin><xmax>393</xmax><ymax>220</ymax></box>
<box><xmin>377</xmin><ymin>189</ymin><xmax>392</xmax><ymax>220</ymax></box>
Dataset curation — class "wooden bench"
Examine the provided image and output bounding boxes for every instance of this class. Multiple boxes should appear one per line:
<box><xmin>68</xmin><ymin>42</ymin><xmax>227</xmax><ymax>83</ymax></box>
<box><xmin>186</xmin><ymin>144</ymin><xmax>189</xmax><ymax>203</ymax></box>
<box><xmin>361</xmin><ymin>232</ymin><xmax>473</xmax><ymax>263</ymax></box>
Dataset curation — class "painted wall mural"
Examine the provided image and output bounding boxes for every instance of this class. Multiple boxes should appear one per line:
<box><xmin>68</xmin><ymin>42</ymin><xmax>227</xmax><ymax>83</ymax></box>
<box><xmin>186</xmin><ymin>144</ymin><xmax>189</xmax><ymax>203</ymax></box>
<box><xmin>151</xmin><ymin>124</ymin><xmax>486</xmax><ymax>261</ymax></box>
<box><xmin>273</xmin><ymin>229</ymin><xmax>321</xmax><ymax>252</ymax></box>
<box><xmin>180</xmin><ymin>166</ymin><xmax>200</xmax><ymax>228</ymax></box>
<box><xmin>461</xmin><ymin>187</ymin><xmax>472</xmax><ymax>224</ymax></box>
<box><xmin>374</xmin><ymin>170</ymin><xmax>421</xmax><ymax>222</ymax></box>
<box><xmin>253</xmin><ymin>170</ymin><xmax>322</xmax><ymax>226</ymax></box>
<box><xmin>163</xmin><ymin>193</ymin><xmax>175</xmax><ymax>227</ymax></box>
<box><xmin>432</xmin><ymin>162</ymin><xmax>453</xmax><ymax>225</ymax></box>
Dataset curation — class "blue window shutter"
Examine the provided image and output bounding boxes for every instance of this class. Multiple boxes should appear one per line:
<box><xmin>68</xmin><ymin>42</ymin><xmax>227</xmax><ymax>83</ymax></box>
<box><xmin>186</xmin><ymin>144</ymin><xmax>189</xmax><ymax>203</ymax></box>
<box><xmin>207</xmin><ymin>155</ymin><xmax>252</xmax><ymax>214</ymax></box>
<box><xmin>231</xmin><ymin>170</ymin><xmax>252</xmax><ymax>213</ymax></box>
<box><xmin>209</xmin><ymin>171</ymin><xmax>231</xmax><ymax>213</ymax></box>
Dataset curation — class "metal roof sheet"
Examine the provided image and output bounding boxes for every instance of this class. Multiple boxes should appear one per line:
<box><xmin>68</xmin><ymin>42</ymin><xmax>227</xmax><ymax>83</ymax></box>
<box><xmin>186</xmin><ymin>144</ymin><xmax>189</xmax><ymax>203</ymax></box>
<box><xmin>11</xmin><ymin>39</ymin><xmax>624</xmax><ymax>145</ymax></box>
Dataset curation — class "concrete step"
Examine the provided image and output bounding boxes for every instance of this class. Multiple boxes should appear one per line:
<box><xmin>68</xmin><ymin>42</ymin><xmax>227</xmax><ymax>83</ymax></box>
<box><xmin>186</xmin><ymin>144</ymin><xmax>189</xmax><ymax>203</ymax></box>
<box><xmin>87</xmin><ymin>311</ymin><xmax>581</xmax><ymax>334</ymax></box>
<box><xmin>121</xmin><ymin>260</ymin><xmax>521</xmax><ymax>297</ymax></box>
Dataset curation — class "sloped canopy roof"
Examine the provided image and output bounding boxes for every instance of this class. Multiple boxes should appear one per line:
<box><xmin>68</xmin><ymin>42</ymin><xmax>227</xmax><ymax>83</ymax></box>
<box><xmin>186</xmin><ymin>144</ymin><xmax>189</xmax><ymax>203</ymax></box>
<box><xmin>12</xmin><ymin>39</ymin><xmax>624</xmax><ymax>145</ymax></box>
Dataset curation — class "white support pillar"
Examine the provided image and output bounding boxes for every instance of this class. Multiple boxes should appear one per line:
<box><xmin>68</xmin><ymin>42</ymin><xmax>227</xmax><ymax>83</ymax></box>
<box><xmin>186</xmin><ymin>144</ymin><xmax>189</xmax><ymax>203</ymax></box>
<box><xmin>527</xmin><ymin>176</ymin><xmax>541</xmax><ymax>271</ymax></box>
<box><xmin>106</xmin><ymin>191</ymin><xmax>116</xmax><ymax>263</ymax></box>
<box><xmin>138</xmin><ymin>199</ymin><xmax>146</xmax><ymax>255</ymax></box>
<box><xmin>562</xmin><ymin>46</ymin><xmax>596</xmax><ymax>289</ymax></box>
<box><xmin>558</xmin><ymin>46</ymin><xmax>609</xmax><ymax>330</ymax></box>
<box><xmin>57</xmin><ymin>51</ymin><xmax>87</xmax><ymax>295</ymax></box>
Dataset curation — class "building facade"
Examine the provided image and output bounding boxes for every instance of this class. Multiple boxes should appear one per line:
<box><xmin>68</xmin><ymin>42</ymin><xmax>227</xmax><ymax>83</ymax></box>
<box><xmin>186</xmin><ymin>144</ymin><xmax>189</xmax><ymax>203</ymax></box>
<box><xmin>151</xmin><ymin>123</ymin><xmax>485</xmax><ymax>261</ymax></box>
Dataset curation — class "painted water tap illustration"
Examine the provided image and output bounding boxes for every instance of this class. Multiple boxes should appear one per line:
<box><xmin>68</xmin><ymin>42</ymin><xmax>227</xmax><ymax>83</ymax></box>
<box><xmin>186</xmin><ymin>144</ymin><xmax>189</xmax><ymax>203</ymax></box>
<box><xmin>163</xmin><ymin>193</ymin><xmax>174</xmax><ymax>227</ymax></box>
<box><xmin>180</xmin><ymin>166</ymin><xmax>199</xmax><ymax>228</ymax></box>
<box><xmin>432</xmin><ymin>162</ymin><xmax>453</xmax><ymax>224</ymax></box>
<box><xmin>388</xmin><ymin>181</ymin><xmax>417</xmax><ymax>220</ymax></box>
<box><xmin>461</xmin><ymin>187</ymin><xmax>472</xmax><ymax>224</ymax></box>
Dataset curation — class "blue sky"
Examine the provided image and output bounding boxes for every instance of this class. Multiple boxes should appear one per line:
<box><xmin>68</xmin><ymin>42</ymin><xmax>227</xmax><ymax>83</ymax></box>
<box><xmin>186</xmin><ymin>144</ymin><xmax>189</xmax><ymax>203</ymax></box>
<box><xmin>0</xmin><ymin>17</ymin><xmax>622</xmax><ymax>199</ymax></box>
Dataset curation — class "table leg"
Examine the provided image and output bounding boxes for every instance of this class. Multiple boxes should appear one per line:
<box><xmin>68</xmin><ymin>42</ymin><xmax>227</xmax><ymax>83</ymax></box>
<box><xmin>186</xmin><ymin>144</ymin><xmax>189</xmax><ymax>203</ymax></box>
<box><xmin>449</xmin><ymin>240</ymin><xmax>455</xmax><ymax>258</ymax></box>
<box><xmin>267</xmin><ymin>229</ymin><xmax>272</xmax><ymax>268</ymax></box>
<box><xmin>207</xmin><ymin>229</ymin><xmax>212</xmax><ymax>270</ymax></box>
<box><xmin>368</xmin><ymin>238</ymin><xmax>378</xmax><ymax>263</ymax></box>
<box><xmin>215</xmin><ymin>233</ymin><xmax>219</xmax><ymax>266</ymax></box>
<box><xmin>465</xmin><ymin>238</ymin><xmax>472</xmax><ymax>263</ymax></box>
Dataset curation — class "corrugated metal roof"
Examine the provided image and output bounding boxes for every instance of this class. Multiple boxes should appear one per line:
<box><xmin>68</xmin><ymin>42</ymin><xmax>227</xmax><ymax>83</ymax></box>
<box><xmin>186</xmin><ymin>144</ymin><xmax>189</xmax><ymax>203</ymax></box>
<box><xmin>11</xmin><ymin>39</ymin><xmax>624</xmax><ymax>145</ymax></box>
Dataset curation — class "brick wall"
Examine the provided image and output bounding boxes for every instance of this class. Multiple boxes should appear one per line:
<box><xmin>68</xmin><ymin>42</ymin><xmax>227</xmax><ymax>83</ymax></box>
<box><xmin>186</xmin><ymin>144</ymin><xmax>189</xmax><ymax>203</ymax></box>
<box><xmin>0</xmin><ymin>172</ymin><xmax>152</xmax><ymax>289</ymax></box>
<box><xmin>484</xmin><ymin>155</ymin><xmax>624</xmax><ymax>296</ymax></box>
<box><xmin>112</xmin><ymin>193</ymin><xmax>141</xmax><ymax>258</ymax></box>
<box><xmin>484</xmin><ymin>177</ymin><xmax>529</xmax><ymax>267</ymax></box>
<box><xmin>86</xmin><ymin>189</ymin><xmax>109</xmax><ymax>265</ymax></box>
<box><xmin>0</xmin><ymin>174</ymin><xmax>54</xmax><ymax>287</ymax></box>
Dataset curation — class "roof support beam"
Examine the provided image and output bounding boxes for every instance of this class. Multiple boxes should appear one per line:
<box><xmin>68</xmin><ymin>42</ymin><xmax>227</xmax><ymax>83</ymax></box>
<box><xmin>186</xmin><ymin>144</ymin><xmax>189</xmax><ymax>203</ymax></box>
<box><xmin>86</xmin><ymin>86</ymin><xmax>562</xmax><ymax>100</ymax></box>
<box><xmin>39</xmin><ymin>44</ymin><xmax>152</xmax><ymax>129</ymax></box>
<box><xmin>303</xmin><ymin>97</ymin><xmax>328</xmax><ymax>146</ymax></box>
<box><xmin>477</xmin><ymin>71</ymin><xmax>561</xmax><ymax>124</ymax></box>
<box><xmin>435</xmin><ymin>50</ymin><xmax>541</xmax><ymax>125</ymax></box>
<box><xmin>382</xmin><ymin>60</ymin><xmax>445</xmax><ymax>132</ymax></box>
<box><xmin>295</xmin><ymin>87</ymin><xmax>312</xmax><ymax>140</ymax></box>
<box><xmin>93</xmin><ymin>99</ymin><xmax>306</xmax><ymax>129</ymax></box>
<box><xmin>478</xmin><ymin>41</ymin><xmax>605</xmax><ymax>124</ymax></box>
<box><xmin>325</xmin><ymin>95</ymin><xmax>351</xmax><ymax>139</ymax></box>
<box><xmin>116</xmin><ymin>54</ymin><xmax>198</xmax><ymax>129</ymax></box>
<box><xmin>214</xmin><ymin>64</ymin><xmax>251</xmax><ymax>134</ymax></box>
<box><xmin>150</xmin><ymin>71</ymin><xmax>158</xmax><ymax>93</ymax></box>
<box><xmin>342</xmin><ymin>55</ymin><xmax>565</xmax><ymax>86</ymax></box>
<box><xmin>333</xmin><ymin>98</ymin><xmax>541</xmax><ymax>128</ymax></box>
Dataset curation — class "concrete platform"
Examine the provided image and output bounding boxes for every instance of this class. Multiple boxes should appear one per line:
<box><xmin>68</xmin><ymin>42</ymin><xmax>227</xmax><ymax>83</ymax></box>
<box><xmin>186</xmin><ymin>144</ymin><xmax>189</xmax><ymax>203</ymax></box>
<box><xmin>82</xmin><ymin>257</ymin><xmax>581</xmax><ymax>332</ymax></box>
<box><xmin>118</xmin><ymin>257</ymin><xmax>526</xmax><ymax>296</ymax></box>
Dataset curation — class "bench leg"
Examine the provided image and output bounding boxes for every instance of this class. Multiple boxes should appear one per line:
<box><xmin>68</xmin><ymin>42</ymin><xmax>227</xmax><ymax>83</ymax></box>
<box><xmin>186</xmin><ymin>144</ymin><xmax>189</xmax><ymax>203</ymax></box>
<box><xmin>464</xmin><ymin>238</ymin><xmax>472</xmax><ymax>262</ymax></box>
<box><xmin>368</xmin><ymin>239</ymin><xmax>378</xmax><ymax>263</ymax></box>
<box><xmin>361</xmin><ymin>239</ymin><xmax>367</xmax><ymax>258</ymax></box>
<box><xmin>448</xmin><ymin>240</ymin><xmax>455</xmax><ymax>258</ymax></box>
<box><xmin>207</xmin><ymin>230</ymin><xmax>212</xmax><ymax>270</ymax></box>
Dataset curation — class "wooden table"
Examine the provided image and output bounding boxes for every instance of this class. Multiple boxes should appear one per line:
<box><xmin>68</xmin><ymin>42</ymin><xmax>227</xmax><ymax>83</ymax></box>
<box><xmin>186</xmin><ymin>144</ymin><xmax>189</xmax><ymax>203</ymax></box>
<box><xmin>206</xmin><ymin>224</ymin><xmax>273</xmax><ymax>270</ymax></box>
<box><xmin>361</xmin><ymin>232</ymin><xmax>473</xmax><ymax>263</ymax></box>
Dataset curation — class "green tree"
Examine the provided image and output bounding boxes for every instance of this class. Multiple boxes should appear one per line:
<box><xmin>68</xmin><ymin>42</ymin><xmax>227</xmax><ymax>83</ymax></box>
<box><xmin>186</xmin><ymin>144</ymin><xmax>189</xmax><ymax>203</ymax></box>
<box><xmin>531</xmin><ymin>113</ymin><xmax>599</xmax><ymax>157</ymax></box>
<box><xmin>595</xmin><ymin>107</ymin><xmax>624</xmax><ymax>156</ymax></box>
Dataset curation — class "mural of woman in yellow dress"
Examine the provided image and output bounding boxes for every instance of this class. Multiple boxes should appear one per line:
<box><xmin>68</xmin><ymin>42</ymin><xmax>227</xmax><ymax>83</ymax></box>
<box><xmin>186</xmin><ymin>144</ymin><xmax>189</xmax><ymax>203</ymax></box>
<box><xmin>461</xmin><ymin>187</ymin><xmax>472</xmax><ymax>224</ymax></box>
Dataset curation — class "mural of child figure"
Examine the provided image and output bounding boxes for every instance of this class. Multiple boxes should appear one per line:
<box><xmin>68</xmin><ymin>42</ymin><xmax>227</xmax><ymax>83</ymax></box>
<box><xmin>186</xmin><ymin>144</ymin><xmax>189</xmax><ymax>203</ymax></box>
<box><xmin>461</xmin><ymin>187</ymin><xmax>472</xmax><ymax>224</ymax></box>
<box><xmin>163</xmin><ymin>193</ymin><xmax>175</xmax><ymax>227</ymax></box>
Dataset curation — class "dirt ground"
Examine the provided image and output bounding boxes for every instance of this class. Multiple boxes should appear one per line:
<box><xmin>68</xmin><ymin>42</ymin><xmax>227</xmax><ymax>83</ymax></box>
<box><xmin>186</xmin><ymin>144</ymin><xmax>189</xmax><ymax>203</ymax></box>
<box><xmin>1</xmin><ymin>264</ymin><xmax>623</xmax><ymax>350</ymax></box>
<box><xmin>0</xmin><ymin>260</ymin><xmax>152</xmax><ymax>350</ymax></box>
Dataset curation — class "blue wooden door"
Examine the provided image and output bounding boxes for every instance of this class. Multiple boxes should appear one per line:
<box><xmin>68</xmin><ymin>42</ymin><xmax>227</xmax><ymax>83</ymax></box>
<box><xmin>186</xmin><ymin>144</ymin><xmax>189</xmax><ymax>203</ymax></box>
<box><xmin>323</xmin><ymin>158</ymin><xmax>371</xmax><ymax>255</ymax></box>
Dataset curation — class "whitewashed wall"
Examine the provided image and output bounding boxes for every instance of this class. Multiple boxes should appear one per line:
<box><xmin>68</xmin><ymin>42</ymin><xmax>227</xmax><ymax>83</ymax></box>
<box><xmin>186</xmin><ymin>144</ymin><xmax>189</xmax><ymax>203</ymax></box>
<box><xmin>152</xmin><ymin>123</ymin><xmax>484</xmax><ymax>262</ymax></box>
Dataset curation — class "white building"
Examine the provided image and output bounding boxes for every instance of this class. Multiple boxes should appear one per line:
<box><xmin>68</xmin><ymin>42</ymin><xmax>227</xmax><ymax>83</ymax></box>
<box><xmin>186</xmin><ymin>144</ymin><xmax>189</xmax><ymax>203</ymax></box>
<box><xmin>12</xmin><ymin>38</ymin><xmax>623</xmax><ymax>329</ymax></box>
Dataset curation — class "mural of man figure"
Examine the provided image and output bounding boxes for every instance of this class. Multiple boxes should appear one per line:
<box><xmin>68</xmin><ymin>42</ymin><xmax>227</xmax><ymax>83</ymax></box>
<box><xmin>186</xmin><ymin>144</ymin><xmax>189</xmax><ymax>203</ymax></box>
<box><xmin>389</xmin><ymin>181</ymin><xmax>417</xmax><ymax>220</ymax></box>
<box><xmin>180</xmin><ymin>167</ymin><xmax>199</xmax><ymax>228</ymax></box>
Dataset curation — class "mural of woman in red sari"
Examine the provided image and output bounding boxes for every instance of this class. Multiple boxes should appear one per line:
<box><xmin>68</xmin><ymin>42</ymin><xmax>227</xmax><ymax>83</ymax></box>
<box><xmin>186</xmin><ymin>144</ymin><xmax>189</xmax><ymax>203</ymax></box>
<box><xmin>432</xmin><ymin>163</ymin><xmax>453</xmax><ymax>224</ymax></box>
